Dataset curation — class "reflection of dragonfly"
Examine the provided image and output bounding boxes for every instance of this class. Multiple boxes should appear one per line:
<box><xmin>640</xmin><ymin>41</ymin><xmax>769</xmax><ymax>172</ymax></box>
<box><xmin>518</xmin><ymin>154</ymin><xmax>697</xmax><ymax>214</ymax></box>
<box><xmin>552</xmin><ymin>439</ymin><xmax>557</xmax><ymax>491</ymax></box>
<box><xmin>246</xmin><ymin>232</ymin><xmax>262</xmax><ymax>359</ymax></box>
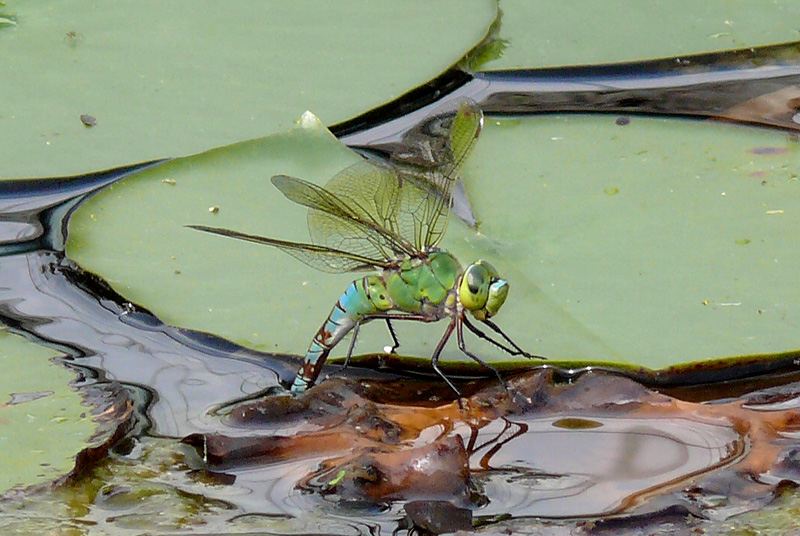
<box><xmin>190</xmin><ymin>101</ymin><xmax>544</xmax><ymax>396</ymax></box>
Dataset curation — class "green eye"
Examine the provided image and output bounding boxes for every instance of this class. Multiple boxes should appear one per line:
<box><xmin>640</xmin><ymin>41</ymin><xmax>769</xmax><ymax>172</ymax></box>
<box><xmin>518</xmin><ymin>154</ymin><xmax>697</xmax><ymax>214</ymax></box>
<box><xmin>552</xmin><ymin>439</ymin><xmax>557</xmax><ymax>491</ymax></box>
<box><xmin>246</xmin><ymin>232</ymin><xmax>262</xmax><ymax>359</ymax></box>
<box><xmin>460</xmin><ymin>261</ymin><xmax>508</xmax><ymax>319</ymax></box>
<box><xmin>485</xmin><ymin>279</ymin><xmax>509</xmax><ymax>317</ymax></box>
<box><xmin>459</xmin><ymin>263</ymin><xmax>490</xmax><ymax>311</ymax></box>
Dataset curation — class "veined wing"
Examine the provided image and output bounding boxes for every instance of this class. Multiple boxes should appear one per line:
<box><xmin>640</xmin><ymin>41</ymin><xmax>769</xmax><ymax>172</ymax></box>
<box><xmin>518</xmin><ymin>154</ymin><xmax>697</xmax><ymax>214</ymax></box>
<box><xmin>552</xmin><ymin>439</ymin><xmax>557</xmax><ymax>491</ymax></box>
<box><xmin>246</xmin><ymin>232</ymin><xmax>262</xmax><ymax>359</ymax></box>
<box><xmin>390</xmin><ymin>99</ymin><xmax>483</xmax><ymax>250</ymax></box>
<box><xmin>186</xmin><ymin>225</ymin><xmax>392</xmax><ymax>273</ymax></box>
<box><xmin>315</xmin><ymin>100</ymin><xmax>484</xmax><ymax>256</ymax></box>
<box><xmin>272</xmin><ymin>164</ymin><xmax>417</xmax><ymax>260</ymax></box>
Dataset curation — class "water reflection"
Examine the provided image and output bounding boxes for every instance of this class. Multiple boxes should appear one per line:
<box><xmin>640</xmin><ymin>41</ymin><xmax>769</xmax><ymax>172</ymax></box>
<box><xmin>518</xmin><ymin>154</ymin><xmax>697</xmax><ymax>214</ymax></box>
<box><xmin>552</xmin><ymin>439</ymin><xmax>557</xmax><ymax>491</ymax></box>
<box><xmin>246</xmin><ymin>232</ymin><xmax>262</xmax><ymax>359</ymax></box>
<box><xmin>0</xmin><ymin>250</ymin><xmax>293</xmax><ymax>437</ymax></box>
<box><xmin>470</xmin><ymin>415</ymin><xmax>740</xmax><ymax>518</ymax></box>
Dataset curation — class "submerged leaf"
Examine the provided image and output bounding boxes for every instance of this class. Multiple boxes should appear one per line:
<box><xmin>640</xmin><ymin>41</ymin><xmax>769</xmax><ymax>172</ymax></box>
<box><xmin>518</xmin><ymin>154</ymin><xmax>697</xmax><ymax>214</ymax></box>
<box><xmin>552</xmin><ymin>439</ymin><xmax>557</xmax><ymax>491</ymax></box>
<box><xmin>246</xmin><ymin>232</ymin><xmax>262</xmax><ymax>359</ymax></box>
<box><xmin>182</xmin><ymin>369</ymin><xmax>800</xmax><ymax>523</ymax></box>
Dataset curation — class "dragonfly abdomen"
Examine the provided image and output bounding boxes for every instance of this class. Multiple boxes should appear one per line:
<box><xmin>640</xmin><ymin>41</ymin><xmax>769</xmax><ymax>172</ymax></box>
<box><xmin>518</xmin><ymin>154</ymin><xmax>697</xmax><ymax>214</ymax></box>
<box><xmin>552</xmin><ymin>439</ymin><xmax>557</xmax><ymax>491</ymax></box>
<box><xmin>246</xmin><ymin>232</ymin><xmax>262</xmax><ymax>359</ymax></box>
<box><xmin>291</xmin><ymin>275</ymin><xmax>393</xmax><ymax>392</ymax></box>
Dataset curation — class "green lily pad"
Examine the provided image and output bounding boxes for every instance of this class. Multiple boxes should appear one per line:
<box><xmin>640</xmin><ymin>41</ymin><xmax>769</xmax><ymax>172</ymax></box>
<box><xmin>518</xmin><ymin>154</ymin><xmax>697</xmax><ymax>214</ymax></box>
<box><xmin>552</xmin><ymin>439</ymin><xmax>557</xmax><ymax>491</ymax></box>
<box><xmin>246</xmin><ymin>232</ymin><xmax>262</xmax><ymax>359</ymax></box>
<box><xmin>66</xmin><ymin>112</ymin><xmax>800</xmax><ymax>371</ymax></box>
<box><xmin>67</xmin><ymin>113</ymin><xmax>367</xmax><ymax>356</ymax></box>
<box><xmin>0</xmin><ymin>330</ymin><xmax>96</xmax><ymax>493</ymax></box>
<box><xmin>490</xmin><ymin>0</ymin><xmax>800</xmax><ymax>70</ymax></box>
<box><xmin>457</xmin><ymin>114</ymin><xmax>800</xmax><ymax>369</ymax></box>
<box><xmin>0</xmin><ymin>0</ymin><xmax>495</xmax><ymax>178</ymax></box>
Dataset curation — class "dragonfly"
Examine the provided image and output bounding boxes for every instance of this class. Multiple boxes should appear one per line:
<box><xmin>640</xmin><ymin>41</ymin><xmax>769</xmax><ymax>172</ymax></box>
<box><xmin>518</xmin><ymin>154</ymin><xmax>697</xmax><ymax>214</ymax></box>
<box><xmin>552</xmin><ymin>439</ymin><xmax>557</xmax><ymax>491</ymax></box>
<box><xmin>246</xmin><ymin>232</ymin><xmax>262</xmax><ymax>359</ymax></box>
<box><xmin>189</xmin><ymin>100</ymin><xmax>544</xmax><ymax>396</ymax></box>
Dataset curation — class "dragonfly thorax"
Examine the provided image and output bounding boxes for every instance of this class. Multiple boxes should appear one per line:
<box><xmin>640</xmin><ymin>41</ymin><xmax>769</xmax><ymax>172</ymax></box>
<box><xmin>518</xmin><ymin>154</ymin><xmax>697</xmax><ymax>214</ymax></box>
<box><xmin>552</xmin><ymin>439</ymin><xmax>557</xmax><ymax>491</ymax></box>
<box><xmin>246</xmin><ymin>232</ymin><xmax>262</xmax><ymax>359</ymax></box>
<box><xmin>458</xmin><ymin>260</ymin><xmax>509</xmax><ymax>321</ymax></box>
<box><xmin>377</xmin><ymin>250</ymin><xmax>461</xmax><ymax>316</ymax></box>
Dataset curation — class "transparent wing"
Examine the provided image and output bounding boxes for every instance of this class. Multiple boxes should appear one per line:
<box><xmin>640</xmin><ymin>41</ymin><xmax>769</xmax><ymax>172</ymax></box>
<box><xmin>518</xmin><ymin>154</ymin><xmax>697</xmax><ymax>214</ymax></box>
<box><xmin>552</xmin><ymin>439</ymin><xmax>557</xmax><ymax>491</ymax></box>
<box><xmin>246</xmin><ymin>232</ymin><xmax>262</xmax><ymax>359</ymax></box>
<box><xmin>264</xmin><ymin>99</ymin><xmax>482</xmax><ymax>265</ymax></box>
<box><xmin>272</xmin><ymin>169</ymin><xmax>416</xmax><ymax>261</ymax></box>
<box><xmin>389</xmin><ymin>99</ymin><xmax>483</xmax><ymax>250</ymax></box>
<box><xmin>186</xmin><ymin>225</ymin><xmax>390</xmax><ymax>273</ymax></box>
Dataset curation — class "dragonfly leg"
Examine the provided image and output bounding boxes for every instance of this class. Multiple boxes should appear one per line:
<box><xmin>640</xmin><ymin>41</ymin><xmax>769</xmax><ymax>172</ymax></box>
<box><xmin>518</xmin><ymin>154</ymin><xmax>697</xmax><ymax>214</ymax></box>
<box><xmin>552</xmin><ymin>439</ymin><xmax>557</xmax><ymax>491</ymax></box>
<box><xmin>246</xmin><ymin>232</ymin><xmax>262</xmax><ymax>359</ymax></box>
<box><xmin>463</xmin><ymin>316</ymin><xmax>546</xmax><ymax>360</ymax></box>
<box><xmin>457</xmin><ymin>316</ymin><xmax>507</xmax><ymax>390</ymax></box>
<box><xmin>384</xmin><ymin>319</ymin><xmax>400</xmax><ymax>353</ymax></box>
<box><xmin>364</xmin><ymin>313</ymin><xmax>437</xmax><ymax>354</ymax></box>
<box><xmin>431</xmin><ymin>317</ymin><xmax>462</xmax><ymax>398</ymax></box>
<box><xmin>360</xmin><ymin>312</ymin><xmax>465</xmax><ymax>399</ymax></box>
<box><xmin>462</xmin><ymin>317</ymin><xmax>518</xmax><ymax>355</ymax></box>
<box><xmin>366</xmin><ymin>312</ymin><xmax>438</xmax><ymax>323</ymax></box>
<box><xmin>337</xmin><ymin>317</ymin><xmax>364</xmax><ymax>374</ymax></box>
<box><xmin>334</xmin><ymin>313</ymin><xmax>431</xmax><ymax>373</ymax></box>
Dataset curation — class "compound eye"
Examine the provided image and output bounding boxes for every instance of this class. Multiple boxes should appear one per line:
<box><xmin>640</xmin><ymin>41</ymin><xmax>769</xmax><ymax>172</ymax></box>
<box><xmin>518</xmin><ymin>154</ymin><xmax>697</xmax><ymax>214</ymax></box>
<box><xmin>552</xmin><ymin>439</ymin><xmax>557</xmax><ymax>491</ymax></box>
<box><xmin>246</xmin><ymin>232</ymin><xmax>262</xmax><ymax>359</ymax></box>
<box><xmin>485</xmin><ymin>279</ymin><xmax>509</xmax><ymax>317</ymax></box>
<box><xmin>459</xmin><ymin>263</ymin><xmax>490</xmax><ymax>311</ymax></box>
<box><xmin>465</xmin><ymin>266</ymin><xmax>486</xmax><ymax>294</ymax></box>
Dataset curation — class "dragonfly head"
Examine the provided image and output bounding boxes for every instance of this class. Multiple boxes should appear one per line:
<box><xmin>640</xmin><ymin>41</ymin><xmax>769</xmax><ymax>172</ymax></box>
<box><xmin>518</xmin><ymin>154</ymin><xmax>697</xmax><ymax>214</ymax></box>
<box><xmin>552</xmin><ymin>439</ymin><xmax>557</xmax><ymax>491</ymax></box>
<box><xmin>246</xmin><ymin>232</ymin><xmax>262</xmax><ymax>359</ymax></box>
<box><xmin>459</xmin><ymin>260</ymin><xmax>509</xmax><ymax>321</ymax></box>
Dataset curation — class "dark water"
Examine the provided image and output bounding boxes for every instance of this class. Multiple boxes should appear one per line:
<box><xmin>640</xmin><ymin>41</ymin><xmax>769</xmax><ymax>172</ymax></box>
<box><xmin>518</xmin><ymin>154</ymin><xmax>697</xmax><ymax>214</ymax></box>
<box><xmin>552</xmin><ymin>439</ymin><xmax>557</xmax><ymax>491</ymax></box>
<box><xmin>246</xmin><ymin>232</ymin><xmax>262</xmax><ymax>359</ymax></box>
<box><xmin>3</xmin><ymin>42</ymin><xmax>800</xmax><ymax>534</ymax></box>
<box><xmin>339</xmin><ymin>41</ymin><xmax>800</xmax><ymax>147</ymax></box>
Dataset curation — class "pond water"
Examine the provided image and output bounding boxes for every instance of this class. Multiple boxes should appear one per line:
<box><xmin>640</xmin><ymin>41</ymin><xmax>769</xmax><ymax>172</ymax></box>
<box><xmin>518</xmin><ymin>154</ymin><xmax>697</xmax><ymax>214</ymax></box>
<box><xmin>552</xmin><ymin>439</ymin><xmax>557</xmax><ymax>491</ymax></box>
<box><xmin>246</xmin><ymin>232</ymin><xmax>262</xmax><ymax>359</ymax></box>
<box><xmin>3</xmin><ymin>44</ymin><xmax>800</xmax><ymax>535</ymax></box>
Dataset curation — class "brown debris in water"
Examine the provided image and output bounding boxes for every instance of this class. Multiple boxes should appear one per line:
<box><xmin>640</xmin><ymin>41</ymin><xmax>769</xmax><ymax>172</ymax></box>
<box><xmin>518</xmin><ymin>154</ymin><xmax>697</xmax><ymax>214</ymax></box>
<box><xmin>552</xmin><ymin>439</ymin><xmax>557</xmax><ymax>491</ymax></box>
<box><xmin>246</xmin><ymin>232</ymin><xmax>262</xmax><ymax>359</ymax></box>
<box><xmin>62</xmin><ymin>381</ymin><xmax>136</xmax><ymax>485</ymax></box>
<box><xmin>320</xmin><ymin>435</ymin><xmax>473</xmax><ymax>504</ymax></box>
<box><xmin>182</xmin><ymin>369</ymin><xmax>800</xmax><ymax>524</ymax></box>
<box><xmin>399</xmin><ymin>500</ymin><xmax>473</xmax><ymax>535</ymax></box>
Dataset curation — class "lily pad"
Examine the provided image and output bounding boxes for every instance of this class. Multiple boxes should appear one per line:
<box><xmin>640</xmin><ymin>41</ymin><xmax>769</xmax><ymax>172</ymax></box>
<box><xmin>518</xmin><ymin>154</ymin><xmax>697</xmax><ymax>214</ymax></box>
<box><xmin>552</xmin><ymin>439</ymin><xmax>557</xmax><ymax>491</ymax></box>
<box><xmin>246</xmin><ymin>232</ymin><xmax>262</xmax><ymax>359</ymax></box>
<box><xmin>0</xmin><ymin>330</ymin><xmax>96</xmax><ymax>493</ymax></box>
<box><xmin>0</xmin><ymin>0</ymin><xmax>495</xmax><ymax>178</ymax></box>
<box><xmin>67</xmin><ymin>113</ymin><xmax>368</xmax><ymax>358</ymax></box>
<box><xmin>457</xmin><ymin>114</ymin><xmax>800</xmax><ymax>369</ymax></box>
<box><xmin>490</xmin><ymin>0</ymin><xmax>800</xmax><ymax>70</ymax></box>
<box><xmin>67</xmin><ymin>112</ymin><xmax>800</xmax><ymax>371</ymax></box>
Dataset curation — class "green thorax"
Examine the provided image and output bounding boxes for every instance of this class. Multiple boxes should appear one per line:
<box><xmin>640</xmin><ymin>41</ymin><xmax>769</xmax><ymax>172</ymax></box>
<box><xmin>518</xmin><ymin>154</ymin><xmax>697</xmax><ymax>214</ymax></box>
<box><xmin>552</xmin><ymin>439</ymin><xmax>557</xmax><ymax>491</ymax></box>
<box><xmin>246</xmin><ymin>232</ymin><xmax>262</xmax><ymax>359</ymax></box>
<box><xmin>384</xmin><ymin>250</ymin><xmax>462</xmax><ymax>313</ymax></box>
